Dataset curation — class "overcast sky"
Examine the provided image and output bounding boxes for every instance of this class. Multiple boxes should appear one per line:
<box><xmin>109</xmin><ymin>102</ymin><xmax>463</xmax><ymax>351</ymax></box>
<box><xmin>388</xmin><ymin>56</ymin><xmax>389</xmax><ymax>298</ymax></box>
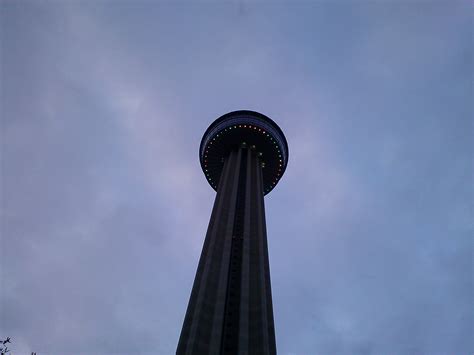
<box><xmin>1</xmin><ymin>1</ymin><xmax>472</xmax><ymax>354</ymax></box>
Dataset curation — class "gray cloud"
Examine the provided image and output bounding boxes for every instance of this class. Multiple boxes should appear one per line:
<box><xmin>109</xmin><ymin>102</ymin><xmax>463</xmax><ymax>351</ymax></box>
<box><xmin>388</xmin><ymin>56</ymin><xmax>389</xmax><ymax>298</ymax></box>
<box><xmin>1</xmin><ymin>1</ymin><xmax>472</xmax><ymax>354</ymax></box>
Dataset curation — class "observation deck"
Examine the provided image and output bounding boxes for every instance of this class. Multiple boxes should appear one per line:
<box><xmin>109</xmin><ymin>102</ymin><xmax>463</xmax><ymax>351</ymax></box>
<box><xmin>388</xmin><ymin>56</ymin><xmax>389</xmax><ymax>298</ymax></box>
<box><xmin>199</xmin><ymin>110</ymin><xmax>289</xmax><ymax>195</ymax></box>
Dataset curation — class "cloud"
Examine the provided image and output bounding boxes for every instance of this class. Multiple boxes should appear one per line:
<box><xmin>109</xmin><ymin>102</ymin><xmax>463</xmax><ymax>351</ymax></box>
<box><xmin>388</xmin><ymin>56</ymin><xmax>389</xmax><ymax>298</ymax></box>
<box><xmin>1</xmin><ymin>1</ymin><xmax>472</xmax><ymax>354</ymax></box>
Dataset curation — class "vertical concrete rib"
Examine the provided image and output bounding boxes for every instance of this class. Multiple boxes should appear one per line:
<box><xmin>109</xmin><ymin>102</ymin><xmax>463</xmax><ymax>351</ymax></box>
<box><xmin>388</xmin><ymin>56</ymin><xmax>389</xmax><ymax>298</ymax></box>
<box><xmin>256</xmin><ymin>159</ymin><xmax>270</xmax><ymax>354</ymax></box>
<box><xmin>209</xmin><ymin>149</ymin><xmax>242</xmax><ymax>353</ymax></box>
<box><xmin>179</xmin><ymin>149</ymin><xmax>234</xmax><ymax>354</ymax></box>
<box><xmin>259</xmin><ymin>166</ymin><xmax>277</xmax><ymax>354</ymax></box>
<box><xmin>238</xmin><ymin>148</ymin><xmax>252</xmax><ymax>354</ymax></box>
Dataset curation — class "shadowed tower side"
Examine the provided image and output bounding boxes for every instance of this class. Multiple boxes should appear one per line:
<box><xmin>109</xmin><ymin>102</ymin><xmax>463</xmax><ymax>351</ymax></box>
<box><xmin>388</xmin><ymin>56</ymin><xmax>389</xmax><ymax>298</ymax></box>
<box><xmin>177</xmin><ymin>111</ymin><xmax>288</xmax><ymax>355</ymax></box>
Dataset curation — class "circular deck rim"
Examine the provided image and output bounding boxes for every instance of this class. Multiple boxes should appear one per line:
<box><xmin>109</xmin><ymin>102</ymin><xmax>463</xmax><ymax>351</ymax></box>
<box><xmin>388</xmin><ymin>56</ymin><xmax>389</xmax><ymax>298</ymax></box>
<box><xmin>199</xmin><ymin>110</ymin><xmax>289</xmax><ymax>195</ymax></box>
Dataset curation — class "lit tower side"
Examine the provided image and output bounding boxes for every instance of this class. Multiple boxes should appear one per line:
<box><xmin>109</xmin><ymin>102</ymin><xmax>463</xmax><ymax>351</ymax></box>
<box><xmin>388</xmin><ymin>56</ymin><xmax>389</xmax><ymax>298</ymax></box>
<box><xmin>177</xmin><ymin>110</ymin><xmax>289</xmax><ymax>355</ymax></box>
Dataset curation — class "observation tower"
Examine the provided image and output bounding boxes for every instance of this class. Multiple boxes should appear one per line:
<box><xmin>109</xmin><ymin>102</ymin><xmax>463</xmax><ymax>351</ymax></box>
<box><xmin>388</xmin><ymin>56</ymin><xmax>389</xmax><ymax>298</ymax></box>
<box><xmin>177</xmin><ymin>110</ymin><xmax>288</xmax><ymax>355</ymax></box>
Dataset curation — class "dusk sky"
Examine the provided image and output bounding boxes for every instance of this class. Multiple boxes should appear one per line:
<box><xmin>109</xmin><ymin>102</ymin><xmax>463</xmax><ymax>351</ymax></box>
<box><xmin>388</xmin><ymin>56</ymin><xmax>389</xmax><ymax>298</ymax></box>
<box><xmin>1</xmin><ymin>1</ymin><xmax>472</xmax><ymax>354</ymax></box>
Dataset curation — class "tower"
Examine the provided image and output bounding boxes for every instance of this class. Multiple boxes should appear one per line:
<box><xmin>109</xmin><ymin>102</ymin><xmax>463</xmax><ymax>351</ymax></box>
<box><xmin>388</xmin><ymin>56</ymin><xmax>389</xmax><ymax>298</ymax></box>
<box><xmin>177</xmin><ymin>110</ymin><xmax>289</xmax><ymax>354</ymax></box>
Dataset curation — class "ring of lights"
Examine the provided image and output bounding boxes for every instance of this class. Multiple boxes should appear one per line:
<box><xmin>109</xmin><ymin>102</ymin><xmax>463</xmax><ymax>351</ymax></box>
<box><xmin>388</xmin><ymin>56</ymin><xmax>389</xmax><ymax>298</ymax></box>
<box><xmin>199</xmin><ymin>110</ymin><xmax>289</xmax><ymax>195</ymax></box>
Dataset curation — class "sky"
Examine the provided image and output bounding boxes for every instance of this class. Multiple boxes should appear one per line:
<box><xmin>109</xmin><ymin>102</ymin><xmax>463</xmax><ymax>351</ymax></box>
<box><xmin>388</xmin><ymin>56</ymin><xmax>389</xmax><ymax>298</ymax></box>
<box><xmin>0</xmin><ymin>1</ymin><xmax>472</xmax><ymax>354</ymax></box>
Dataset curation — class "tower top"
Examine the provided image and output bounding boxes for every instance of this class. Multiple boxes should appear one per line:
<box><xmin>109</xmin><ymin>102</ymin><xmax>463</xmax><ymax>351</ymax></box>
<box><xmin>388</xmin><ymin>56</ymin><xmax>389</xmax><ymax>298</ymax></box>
<box><xmin>199</xmin><ymin>110</ymin><xmax>289</xmax><ymax>195</ymax></box>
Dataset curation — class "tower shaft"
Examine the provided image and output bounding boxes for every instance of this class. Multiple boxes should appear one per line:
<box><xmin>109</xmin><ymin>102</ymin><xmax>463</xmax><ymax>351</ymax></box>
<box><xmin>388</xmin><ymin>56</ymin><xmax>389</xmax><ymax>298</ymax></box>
<box><xmin>177</xmin><ymin>147</ymin><xmax>276</xmax><ymax>355</ymax></box>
